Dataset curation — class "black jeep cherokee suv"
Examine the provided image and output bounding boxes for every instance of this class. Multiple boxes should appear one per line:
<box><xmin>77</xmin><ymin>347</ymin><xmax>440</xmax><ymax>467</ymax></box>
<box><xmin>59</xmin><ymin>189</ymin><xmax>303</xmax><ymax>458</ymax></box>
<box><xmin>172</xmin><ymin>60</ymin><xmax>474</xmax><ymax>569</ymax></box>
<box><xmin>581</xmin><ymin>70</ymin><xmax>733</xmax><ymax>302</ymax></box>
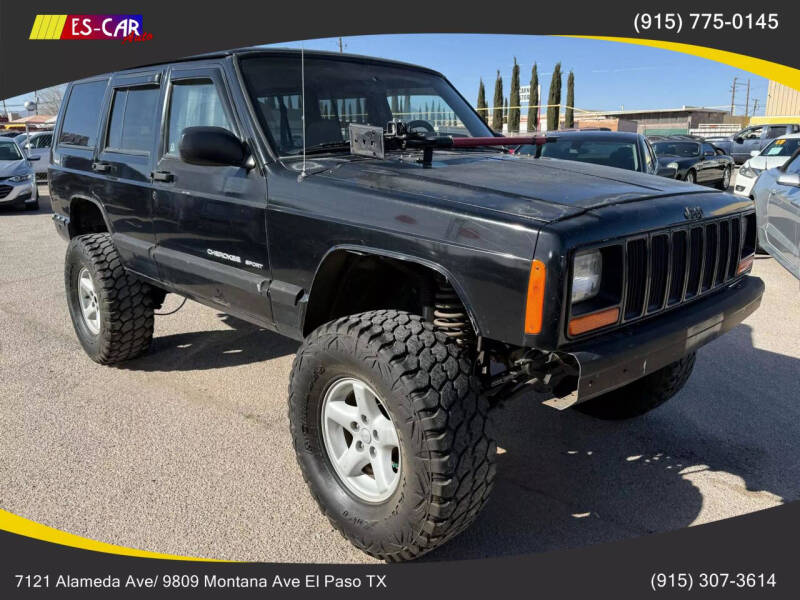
<box><xmin>50</xmin><ymin>48</ymin><xmax>764</xmax><ymax>561</ymax></box>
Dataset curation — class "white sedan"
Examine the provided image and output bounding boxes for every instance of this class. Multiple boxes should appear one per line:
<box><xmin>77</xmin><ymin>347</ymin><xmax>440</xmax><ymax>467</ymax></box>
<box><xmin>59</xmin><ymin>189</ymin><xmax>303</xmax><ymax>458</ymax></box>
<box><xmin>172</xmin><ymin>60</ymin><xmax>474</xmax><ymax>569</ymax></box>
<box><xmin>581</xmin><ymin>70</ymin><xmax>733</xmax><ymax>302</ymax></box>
<box><xmin>734</xmin><ymin>133</ymin><xmax>800</xmax><ymax>199</ymax></box>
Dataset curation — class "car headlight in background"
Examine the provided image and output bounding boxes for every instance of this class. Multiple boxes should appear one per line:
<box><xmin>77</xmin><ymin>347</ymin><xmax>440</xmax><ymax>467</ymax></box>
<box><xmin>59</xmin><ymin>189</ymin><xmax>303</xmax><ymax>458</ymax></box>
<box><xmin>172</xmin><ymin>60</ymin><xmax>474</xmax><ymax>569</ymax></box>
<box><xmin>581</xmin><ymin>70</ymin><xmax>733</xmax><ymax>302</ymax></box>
<box><xmin>738</xmin><ymin>165</ymin><xmax>761</xmax><ymax>179</ymax></box>
<box><xmin>8</xmin><ymin>174</ymin><xmax>33</xmax><ymax>183</ymax></box>
<box><xmin>572</xmin><ymin>249</ymin><xmax>602</xmax><ymax>304</ymax></box>
<box><xmin>667</xmin><ymin>161</ymin><xmax>679</xmax><ymax>170</ymax></box>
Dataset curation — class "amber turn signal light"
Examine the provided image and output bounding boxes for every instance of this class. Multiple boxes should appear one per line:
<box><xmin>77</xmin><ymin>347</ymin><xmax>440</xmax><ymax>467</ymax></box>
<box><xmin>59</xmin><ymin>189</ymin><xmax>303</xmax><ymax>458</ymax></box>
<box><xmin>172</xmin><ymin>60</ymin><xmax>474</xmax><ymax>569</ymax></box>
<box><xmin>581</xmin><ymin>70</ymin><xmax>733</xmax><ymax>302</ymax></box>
<box><xmin>524</xmin><ymin>260</ymin><xmax>546</xmax><ymax>334</ymax></box>
<box><xmin>568</xmin><ymin>307</ymin><xmax>620</xmax><ymax>336</ymax></box>
<box><xmin>737</xmin><ymin>254</ymin><xmax>754</xmax><ymax>275</ymax></box>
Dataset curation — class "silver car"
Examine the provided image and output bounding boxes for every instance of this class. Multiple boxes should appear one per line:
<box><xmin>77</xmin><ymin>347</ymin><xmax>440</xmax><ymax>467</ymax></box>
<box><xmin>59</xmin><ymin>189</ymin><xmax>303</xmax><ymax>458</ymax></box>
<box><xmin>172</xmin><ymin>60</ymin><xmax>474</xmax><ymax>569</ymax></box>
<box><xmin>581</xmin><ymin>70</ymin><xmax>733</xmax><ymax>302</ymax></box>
<box><xmin>752</xmin><ymin>149</ymin><xmax>800</xmax><ymax>279</ymax></box>
<box><xmin>0</xmin><ymin>138</ymin><xmax>39</xmax><ymax>211</ymax></box>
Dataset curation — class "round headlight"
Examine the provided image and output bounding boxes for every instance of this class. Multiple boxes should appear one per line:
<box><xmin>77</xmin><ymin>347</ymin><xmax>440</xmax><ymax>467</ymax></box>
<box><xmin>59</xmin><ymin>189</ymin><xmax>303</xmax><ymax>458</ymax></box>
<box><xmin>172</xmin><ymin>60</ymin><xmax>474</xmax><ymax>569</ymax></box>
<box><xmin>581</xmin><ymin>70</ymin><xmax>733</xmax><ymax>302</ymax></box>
<box><xmin>572</xmin><ymin>249</ymin><xmax>602</xmax><ymax>304</ymax></box>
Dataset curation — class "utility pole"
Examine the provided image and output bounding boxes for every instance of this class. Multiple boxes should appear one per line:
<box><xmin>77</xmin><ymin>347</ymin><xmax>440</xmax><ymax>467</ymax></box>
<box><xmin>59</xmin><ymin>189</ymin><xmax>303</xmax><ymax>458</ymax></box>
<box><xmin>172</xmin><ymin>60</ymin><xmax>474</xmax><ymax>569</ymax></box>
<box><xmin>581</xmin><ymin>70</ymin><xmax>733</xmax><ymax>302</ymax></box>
<box><xmin>752</xmin><ymin>98</ymin><xmax>759</xmax><ymax>116</ymax></box>
<box><xmin>1</xmin><ymin>98</ymin><xmax>7</xmax><ymax>122</ymax></box>
<box><xmin>744</xmin><ymin>79</ymin><xmax>750</xmax><ymax>118</ymax></box>
<box><xmin>730</xmin><ymin>76</ymin><xmax>737</xmax><ymax>115</ymax></box>
<box><xmin>338</xmin><ymin>37</ymin><xmax>344</xmax><ymax>53</ymax></box>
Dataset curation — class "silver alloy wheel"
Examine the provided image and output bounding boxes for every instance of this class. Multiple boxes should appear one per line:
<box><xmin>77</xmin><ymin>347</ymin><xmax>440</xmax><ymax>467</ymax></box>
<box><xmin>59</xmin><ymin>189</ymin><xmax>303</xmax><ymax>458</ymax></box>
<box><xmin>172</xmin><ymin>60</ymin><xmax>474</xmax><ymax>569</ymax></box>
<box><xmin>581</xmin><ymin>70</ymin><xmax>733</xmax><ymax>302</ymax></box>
<box><xmin>321</xmin><ymin>377</ymin><xmax>401</xmax><ymax>502</ymax></box>
<box><xmin>686</xmin><ymin>171</ymin><xmax>695</xmax><ymax>183</ymax></box>
<box><xmin>77</xmin><ymin>267</ymin><xmax>101</xmax><ymax>335</ymax></box>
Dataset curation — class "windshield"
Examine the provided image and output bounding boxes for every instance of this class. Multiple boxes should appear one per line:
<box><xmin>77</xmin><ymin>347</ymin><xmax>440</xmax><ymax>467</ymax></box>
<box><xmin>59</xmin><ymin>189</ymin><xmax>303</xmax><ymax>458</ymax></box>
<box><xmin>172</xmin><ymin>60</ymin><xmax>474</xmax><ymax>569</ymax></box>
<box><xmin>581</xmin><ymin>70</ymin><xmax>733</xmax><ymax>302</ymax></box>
<box><xmin>652</xmin><ymin>141</ymin><xmax>700</xmax><ymax>157</ymax></box>
<box><xmin>240</xmin><ymin>54</ymin><xmax>492</xmax><ymax>155</ymax></box>
<box><xmin>761</xmin><ymin>138</ymin><xmax>800</xmax><ymax>157</ymax></box>
<box><xmin>0</xmin><ymin>140</ymin><xmax>23</xmax><ymax>161</ymax></box>
<box><xmin>518</xmin><ymin>138</ymin><xmax>640</xmax><ymax>171</ymax></box>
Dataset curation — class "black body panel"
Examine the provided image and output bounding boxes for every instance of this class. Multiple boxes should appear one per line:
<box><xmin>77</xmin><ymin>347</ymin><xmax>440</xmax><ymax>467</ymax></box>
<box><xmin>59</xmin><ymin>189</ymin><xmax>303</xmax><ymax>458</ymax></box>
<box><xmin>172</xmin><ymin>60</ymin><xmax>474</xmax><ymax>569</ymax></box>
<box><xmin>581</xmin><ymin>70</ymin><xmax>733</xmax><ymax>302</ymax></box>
<box><xmin>49</xmin><ymin>49</ymin><xmax>761</xmax><ymax>361</ymax></box>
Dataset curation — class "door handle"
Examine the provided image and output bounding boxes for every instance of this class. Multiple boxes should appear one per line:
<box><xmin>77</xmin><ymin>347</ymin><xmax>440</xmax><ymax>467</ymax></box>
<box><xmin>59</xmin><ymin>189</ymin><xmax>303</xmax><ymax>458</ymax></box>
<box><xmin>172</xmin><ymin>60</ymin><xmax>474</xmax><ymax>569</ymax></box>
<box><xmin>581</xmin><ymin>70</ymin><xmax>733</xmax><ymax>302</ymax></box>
<box><xmin>91</xmin><ymin>161</ymin><xmax>110</xmax><ymax>173</ymax></box>
<box><xmin>151</xmin><ymin>170</ymin><xmax>174</xmax><ymax>183</ymax></box>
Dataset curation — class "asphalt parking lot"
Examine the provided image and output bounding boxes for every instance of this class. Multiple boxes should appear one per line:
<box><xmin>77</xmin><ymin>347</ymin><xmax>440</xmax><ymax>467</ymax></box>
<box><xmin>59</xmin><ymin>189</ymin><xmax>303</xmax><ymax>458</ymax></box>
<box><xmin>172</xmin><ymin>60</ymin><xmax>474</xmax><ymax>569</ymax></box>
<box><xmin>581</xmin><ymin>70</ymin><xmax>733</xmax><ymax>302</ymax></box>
<box><xmin>1</xmin><ymin>181</ymin><xmax>798</xmax><ymax>564</ymax></box>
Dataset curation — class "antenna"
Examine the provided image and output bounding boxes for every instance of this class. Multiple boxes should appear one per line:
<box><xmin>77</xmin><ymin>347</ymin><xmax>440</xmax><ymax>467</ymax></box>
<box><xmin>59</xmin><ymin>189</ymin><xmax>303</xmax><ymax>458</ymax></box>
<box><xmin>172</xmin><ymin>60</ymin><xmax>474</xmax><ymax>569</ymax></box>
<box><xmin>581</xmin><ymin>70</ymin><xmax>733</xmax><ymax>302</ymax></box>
<box><xmin>299</xmin><ymin>43</ymin><xmax>307</xmax><ymax>181</ymax></box>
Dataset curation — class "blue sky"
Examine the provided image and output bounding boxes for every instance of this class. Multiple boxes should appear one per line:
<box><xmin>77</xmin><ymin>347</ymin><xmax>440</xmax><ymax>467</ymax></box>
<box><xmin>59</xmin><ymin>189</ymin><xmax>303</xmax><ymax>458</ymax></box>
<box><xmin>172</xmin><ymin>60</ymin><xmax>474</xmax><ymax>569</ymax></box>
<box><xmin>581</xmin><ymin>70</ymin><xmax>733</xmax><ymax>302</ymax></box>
<box><xmin>268</xmin><ymin>34</ymin><xmax>767</xmax><ymax>115</ymax></box>
<box><xmin>3</xmin><ymin>34</ymin><xmax>768</xmax><ymax>116</ymax></box>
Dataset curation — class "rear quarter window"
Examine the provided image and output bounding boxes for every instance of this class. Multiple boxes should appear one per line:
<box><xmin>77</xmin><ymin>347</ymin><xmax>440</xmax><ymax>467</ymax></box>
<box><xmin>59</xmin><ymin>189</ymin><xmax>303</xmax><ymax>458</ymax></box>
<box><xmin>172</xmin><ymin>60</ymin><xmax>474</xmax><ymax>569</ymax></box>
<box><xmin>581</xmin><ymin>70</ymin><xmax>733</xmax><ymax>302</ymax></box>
<box><xmin>59</xmin><ymin>80</ymin><xmax>107</xmax><ymax>148</ymax></box>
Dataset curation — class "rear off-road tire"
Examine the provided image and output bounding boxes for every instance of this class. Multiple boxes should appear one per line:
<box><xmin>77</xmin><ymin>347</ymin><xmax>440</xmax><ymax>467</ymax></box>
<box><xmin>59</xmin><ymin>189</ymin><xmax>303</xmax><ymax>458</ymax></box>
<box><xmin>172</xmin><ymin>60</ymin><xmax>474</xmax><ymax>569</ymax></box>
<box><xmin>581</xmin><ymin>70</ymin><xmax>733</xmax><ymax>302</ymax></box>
<box><xmin>288</xmin><ymin>310</ymin><xmax>496</xmax><ymax>561</ymax></box>
<box><xmin>65</xmin><ymin>233</ymin><xmax>155</xmax><ymax>364</ymax></box>
<box><xmin>575</xmin><ymin>352</ymin><xmax>696</xmax><ymax>420</ymax></box>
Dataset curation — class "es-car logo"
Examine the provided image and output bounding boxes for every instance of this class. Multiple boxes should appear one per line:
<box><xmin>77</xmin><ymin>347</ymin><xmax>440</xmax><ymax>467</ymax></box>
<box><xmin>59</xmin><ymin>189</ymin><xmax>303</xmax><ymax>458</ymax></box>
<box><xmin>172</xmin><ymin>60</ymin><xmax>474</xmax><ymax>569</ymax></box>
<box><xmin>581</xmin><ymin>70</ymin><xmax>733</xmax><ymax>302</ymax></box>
<box><xmin>29</xmin><ymin>15</ymin><xmax>152</xmax><ymax>42</ymax></box>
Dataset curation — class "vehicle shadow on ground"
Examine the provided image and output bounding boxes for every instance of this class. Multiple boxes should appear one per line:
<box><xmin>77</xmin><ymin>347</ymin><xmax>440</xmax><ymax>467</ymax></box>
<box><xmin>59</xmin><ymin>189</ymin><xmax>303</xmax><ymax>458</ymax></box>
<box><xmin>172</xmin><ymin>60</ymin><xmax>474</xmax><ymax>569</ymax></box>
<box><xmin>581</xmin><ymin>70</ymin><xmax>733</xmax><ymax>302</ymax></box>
<box><xmin>424</xmin><ymin>323</ymin><xmax>800</xmax><ymax>561</ymax></box>
<box><xmin>0</xmin><ymin>187</ymin><xmax>52</xmax><ymax>215</ymax></box>
<box><xmin>121</xmin><ymin>313</ymin><xmax>299</xmax><ymax>372</ymax></box>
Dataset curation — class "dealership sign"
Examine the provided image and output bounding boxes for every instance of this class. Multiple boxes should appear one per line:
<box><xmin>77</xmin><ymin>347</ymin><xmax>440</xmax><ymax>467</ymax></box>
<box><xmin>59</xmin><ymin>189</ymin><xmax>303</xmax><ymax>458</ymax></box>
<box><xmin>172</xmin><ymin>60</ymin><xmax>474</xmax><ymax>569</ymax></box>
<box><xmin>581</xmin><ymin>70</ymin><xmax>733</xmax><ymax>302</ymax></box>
<box><xmin>29</xmin><ymin>15</ymin><xmax>151</xmax><ymax>42</ymax></box>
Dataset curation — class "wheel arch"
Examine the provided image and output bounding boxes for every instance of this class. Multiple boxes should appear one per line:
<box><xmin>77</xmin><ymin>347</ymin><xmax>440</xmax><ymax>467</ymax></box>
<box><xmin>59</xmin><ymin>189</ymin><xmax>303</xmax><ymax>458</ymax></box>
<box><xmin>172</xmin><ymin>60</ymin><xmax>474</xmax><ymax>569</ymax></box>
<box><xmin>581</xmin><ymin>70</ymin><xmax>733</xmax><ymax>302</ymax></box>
<box><xmin>302</xmin><ymin>245</ymin><xmax>480</xmax><ymax>338</ymax></box>
<box><xmin>67</xmin><ymin>194</ymin><xmax>112</xmax><ymax>238</ymax></box>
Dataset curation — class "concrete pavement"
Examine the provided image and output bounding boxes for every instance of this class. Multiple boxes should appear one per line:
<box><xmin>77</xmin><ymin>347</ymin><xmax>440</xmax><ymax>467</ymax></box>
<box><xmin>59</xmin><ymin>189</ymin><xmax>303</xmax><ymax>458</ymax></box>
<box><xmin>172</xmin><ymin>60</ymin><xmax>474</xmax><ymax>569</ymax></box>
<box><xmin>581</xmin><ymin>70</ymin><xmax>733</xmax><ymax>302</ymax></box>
<box><xmin>0</xmin><ymin>185</ymin><xmax>798</xmax><ymax>563</ymax></box>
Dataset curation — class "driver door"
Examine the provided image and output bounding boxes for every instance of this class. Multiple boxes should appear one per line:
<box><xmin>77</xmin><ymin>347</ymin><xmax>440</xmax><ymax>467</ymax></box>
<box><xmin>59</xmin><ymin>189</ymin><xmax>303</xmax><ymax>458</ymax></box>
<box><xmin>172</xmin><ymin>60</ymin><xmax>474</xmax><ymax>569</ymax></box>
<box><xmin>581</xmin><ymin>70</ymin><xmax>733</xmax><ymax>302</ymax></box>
<box><xmin>151</xmin><ymin>63</ymin><xmax>274</xmax><ymax>326</ymax></box>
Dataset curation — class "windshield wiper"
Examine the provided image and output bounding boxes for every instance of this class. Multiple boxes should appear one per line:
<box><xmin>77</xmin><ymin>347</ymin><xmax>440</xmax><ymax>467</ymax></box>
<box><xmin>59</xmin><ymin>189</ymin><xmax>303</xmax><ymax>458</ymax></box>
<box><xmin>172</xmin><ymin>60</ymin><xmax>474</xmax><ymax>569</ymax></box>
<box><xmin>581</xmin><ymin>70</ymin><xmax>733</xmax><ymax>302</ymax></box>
<box><xmin>286</xmin><ymin>141</ymin><xmax>352</xmax><ymax>156</ymax></box>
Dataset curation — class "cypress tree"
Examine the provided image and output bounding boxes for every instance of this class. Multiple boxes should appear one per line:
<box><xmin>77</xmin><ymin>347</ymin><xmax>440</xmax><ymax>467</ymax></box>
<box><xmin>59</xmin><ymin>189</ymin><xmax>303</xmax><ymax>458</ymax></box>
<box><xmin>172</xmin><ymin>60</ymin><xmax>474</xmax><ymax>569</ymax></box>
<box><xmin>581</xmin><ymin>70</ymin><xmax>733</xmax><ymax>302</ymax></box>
<box><xmin>492</xmin><ymin>70</ymin><xmax>503</xmax><ymax>132</ymax></box>
<box><xmin>527</xmin><ymin>62</ymin><xmax>539</xmax><ymax>132</ymax></box>
<box><xmin>565</xmin><ymin>70</ymin><xmax>575</xmax><ymax>128</ymax></box>
<box><xmin>476</xmin><ymin>78</ymin><xmax>487</xmax><ymax>123</ymax></box>
<box><xmin>509</xmin><ymin>58</ymin><xmax>520</xmax><ymax>133</ymax></box>
<box><xmin>546</xmin><ymin>62</ymin><xmax>562</xmax><ymax>131</ymax></box>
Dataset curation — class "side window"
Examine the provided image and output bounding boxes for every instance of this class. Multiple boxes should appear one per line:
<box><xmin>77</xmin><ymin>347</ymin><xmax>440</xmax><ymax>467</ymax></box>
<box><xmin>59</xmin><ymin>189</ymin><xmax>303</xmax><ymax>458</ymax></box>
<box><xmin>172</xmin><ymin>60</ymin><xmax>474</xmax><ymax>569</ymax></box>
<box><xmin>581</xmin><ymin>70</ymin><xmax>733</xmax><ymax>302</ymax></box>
<box><xmin>166</xmin><ymin>79</ymin><xmax>233</xmax><ymax>155</ymax></box>
<box><xmin>766</xmin><ymin>126</ymin><xmax>785</xmax><ymax>139</ymax></box>
<box><xmin>59</xmin><ymin>80</ymin><xmax>107</xmax><ymax>147</ymax></box>
<box><xmin>742</xmin><ymin>126</ymin><xmax>763</xmax><ymax>140</ymax></box>
<box><xmin>702</xmin><ymin>143</ymin><xmax>715</xmax><ymax>155</ymax></box>
<box><xmin>105</xmin><ymin>86</ymin><xmax>159</xmax><ymax>153</ymax></box>
<box><xmin>787</xmin><ymin>155</ymin><xmax>800</xmax><ymax>175</ymax></box>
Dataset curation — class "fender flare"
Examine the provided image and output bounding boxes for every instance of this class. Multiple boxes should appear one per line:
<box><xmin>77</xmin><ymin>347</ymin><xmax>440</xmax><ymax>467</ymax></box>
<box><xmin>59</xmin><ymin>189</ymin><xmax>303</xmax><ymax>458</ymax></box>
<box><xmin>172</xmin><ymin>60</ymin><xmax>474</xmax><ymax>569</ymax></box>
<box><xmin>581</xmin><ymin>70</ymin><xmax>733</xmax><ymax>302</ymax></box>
<box><xmin>304</xmin><ymin>244</ymin><xmax>482</xmax><ymax>337</ymax></box>
<box><xmin>67</xmin><ymin>194</ymin><xmax>113</xmax><ymax>237</ymax></box>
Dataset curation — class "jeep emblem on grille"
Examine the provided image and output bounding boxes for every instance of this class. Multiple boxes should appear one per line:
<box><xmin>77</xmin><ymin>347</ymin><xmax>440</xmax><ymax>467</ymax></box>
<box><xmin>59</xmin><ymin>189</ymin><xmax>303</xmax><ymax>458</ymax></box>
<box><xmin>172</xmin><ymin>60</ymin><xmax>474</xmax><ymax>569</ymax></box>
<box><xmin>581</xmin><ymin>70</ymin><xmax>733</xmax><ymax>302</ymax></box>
<box><xmin>684</xmin><ymin>206</ymin><xmax>703</xmax><ymax>220</ymax></box>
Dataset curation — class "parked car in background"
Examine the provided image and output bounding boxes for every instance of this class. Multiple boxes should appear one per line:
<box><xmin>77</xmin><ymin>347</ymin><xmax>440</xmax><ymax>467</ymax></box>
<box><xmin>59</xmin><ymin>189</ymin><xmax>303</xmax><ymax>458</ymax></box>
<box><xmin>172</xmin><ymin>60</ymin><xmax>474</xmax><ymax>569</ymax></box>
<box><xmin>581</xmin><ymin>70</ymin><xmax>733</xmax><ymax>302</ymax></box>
<box><xmin>0</xmin><ymin>138</ymin><xmax>39</xmax><ymax>210</ymax></box>
<box><xmin>652</xmin><ymin>137</ymin><xmax>734</xmax><ymax>189</ymax></box>
<box><xmin>734</xmin><ymin>134</ymin><xmax>800</xmax><ymax>198</ymax></box>
<box><xmin>20</xmin><ymin>131</ymin><xmax>52</xmax><ymax>180</ymax></box>
<box><xmin>513</xmin><ymin>130</ymin><xmax>677</xmax><ymax>178</ymax></box>
<box><xmin>708</xmin><ymin>123</ymin><xmax>800</xmax><ymax>164</ymax></box>
<box><xmin>751</xmin><ymin>149</ymin><xmax>800</xmax><ymax>279</ymax></box>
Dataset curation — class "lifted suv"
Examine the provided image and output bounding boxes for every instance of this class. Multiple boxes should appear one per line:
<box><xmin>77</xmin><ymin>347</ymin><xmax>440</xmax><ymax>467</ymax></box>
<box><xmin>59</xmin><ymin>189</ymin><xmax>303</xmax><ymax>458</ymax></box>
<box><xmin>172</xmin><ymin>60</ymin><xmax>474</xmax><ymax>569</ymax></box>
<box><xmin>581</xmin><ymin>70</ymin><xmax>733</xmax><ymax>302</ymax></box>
<box><xmin>50</xmin><ymin>48</ymin><xmax>764</xmax><ymax>561</ymax></box>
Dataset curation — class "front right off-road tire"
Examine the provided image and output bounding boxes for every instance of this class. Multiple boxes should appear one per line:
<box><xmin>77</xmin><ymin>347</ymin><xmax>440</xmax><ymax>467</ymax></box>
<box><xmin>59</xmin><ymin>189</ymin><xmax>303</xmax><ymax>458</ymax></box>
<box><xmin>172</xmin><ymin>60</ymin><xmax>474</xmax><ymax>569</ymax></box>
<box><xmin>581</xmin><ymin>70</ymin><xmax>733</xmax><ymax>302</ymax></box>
<box><xmin>65</xmin><ymin>233</ymin><xmax>155</xmax><ymax>364</ymax></box>
<box><xmin>288</xmin><ymin>310</ymin><xmax>496</xmax><ymax>561</ymax></box>
<box><xmin>575</xmin><ymin>352</ymin><xmax>696</xmax><ymax>420</ymax></box>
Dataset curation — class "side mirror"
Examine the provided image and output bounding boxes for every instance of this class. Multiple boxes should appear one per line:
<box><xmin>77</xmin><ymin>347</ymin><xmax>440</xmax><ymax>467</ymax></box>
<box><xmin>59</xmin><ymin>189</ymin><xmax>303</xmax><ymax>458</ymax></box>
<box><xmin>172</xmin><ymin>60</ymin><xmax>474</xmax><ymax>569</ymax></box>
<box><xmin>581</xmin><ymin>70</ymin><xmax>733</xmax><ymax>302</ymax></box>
<box><xmin>657</xmin><ymin>166</ymin><xmax>677</xmax><ymax>179</ymax></box>
<box><xmin>734</xmin><ymin>137</ymin><xmax>744</xmax><ymax>144</ymax></box>
<box><xmin>178</xmin><ymin>126</ymin><xmax>246</xmax><ymax>167</ymax></box>
<box><xmin>777</xmin><ymin>173</ymin><xmax>800</xmax><ymax>188</ymax></box>
<box><xmin>750</xmin><ymin>150</ymin><xmax>760</xmax><ymax>157</ymax></box>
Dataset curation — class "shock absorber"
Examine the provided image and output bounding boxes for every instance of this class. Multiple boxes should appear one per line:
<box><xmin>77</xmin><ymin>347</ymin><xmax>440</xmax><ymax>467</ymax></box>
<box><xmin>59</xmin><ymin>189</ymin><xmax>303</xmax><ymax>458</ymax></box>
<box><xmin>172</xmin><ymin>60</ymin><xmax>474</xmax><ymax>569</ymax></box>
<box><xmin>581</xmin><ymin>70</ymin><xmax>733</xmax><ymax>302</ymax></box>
<box><xmin>433</xmin><ymin>279</ymin><xmax>475</xmax><ymax>346</ymax></box>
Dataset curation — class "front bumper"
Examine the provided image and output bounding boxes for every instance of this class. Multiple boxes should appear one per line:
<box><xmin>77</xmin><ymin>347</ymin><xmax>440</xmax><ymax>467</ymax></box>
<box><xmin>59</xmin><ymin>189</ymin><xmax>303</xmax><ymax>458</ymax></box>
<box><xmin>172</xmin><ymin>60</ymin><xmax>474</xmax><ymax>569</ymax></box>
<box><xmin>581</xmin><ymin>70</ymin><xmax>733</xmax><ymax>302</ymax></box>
<box><xmin>0</xmin><ymin>180</ymin><xmax>36</xmax><ymax>205</ymax></box>
<box><xmin>547</xmin><ymin>275</ymin><xmax>764</xmax><ymax>409</ymax></box>
<box><xmin>733</xmin><ymin>173</ymin><xmax>757</xmax><ymax>198</ymax></box>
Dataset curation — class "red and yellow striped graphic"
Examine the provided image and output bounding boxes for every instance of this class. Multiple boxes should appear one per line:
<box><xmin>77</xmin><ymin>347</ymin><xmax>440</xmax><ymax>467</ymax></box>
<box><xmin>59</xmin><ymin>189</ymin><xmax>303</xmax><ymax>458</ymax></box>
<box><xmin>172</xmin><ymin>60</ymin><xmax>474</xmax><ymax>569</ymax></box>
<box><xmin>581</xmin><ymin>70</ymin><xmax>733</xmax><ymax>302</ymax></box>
<box><xmin>29</xmin><ymin>14</ymin><xmax>68</xmax><ymax>40</ymax></box>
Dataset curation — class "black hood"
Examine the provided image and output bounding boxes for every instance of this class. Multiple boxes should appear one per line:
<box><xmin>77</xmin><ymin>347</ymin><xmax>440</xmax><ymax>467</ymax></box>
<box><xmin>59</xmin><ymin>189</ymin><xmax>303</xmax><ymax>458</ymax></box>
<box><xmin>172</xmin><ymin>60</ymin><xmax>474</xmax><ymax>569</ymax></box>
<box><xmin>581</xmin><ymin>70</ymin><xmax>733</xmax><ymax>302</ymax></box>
<box><xmin>301</xmin><ymin>152</ymin><xmax>716</xmax><ymax>223</ymax></box>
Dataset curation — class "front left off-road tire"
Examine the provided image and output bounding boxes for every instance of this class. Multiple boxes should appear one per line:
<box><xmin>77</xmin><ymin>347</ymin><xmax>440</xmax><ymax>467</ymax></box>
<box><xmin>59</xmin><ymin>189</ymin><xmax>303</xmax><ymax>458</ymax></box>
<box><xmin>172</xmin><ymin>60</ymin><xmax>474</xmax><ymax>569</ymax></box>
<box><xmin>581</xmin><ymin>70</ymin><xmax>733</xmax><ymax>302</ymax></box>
<box><xmin>65</xmin><ymin>233</ymin><xmax>155</xmax><ymax>364</ymax></box>
<box><xmin>288</xmin><ymin>310</ymin><xmax>496</xmax><ymax>561</ymax></box>
<box><xmin>575</xmin><ymin>352</ymin><xmax>696</xmax><ymax>420</ymax></box>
